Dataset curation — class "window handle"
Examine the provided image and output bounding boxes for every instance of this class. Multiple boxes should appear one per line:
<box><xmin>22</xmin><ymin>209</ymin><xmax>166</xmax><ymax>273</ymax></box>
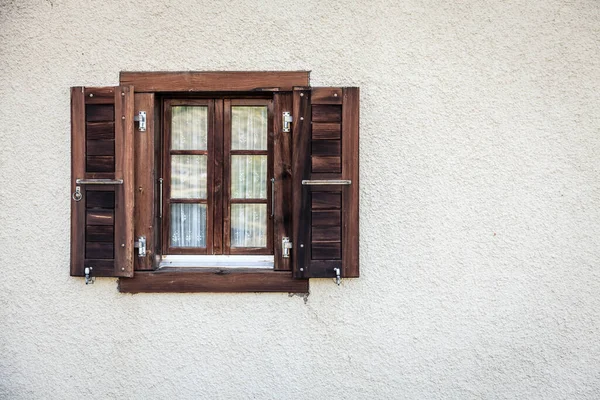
<box><xmin>159</xmin><ymin>178</ymin><xmax>163</xmax><ymax>219</ymax></box>
<box><xmin>271</xmin><ymin>177</ymin><xmax>275</xmax><ymax>217</ymax></box>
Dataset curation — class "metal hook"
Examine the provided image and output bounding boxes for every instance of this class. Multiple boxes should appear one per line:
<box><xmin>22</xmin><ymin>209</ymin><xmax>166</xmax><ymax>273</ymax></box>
<box><xmin>72</xmin><ymin>186</ymin><xmax>82</xmax><ymax>202</ymax></box>
<box><xmin>84</xmin><ymin>267</ymin><xmax>95</xmax><ymax>285</ymax></box>
<box><xmin>334</xmin><ymin>268</ymin><xmax>341</xmax><ymax>286</ymax></box>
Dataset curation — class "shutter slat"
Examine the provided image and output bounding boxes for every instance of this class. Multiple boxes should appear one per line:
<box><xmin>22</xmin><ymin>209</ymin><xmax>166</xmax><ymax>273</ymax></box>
<box><xmin>292</xmin><ymin>87</ymin><xmax>360</xmax><ymax>278</ymax></box>
<box><xmin>70</xmin><ymin>86</ymin><xmax>135</xmax><ymax>278</ymax></box>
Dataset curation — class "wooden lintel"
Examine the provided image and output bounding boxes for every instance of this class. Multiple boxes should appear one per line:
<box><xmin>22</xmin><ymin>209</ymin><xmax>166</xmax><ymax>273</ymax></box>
<box><xmin>120</xmin><ymin>71</ymin><xmax>310</xmax><ymax>92</ymax></box>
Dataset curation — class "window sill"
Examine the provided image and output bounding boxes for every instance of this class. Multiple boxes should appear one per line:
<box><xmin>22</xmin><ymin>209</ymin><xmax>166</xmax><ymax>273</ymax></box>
<box><xmin>118</xmin><ymin>268</ymin><xmax>308</xmax><ymax>293</ymax></box>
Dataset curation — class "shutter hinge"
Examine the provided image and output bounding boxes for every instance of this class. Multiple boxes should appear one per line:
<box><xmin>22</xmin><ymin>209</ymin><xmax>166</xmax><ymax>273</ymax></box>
<box><xmin>282</xmin><ymin>237</ymin><xmax>292</xmax><ymax>258</ymax></box>
<box><xmin>134</xmin><ymin>236</ymin><xmax>146</xmax><ymax>257</ymax></box>
<box><xmin>282</xmin><ymin>112</ymin><xmax>292</xmax><ymax>133</ymax></box>
<box><xmin>84</xmin><ymin>267</ymin><xmax>94</xmax><ymax>285</ymax></box>
<box><xmin>134</xmin><ymin>111</ymin><xmax>147</xmax><ymax>131</ymax></box>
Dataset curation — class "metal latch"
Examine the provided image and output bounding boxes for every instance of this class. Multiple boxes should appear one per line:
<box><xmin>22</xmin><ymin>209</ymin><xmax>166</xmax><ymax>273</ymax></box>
<box><xmin>134</xmin><ymin>236</ymin><xmax>146</xmax><ymax>257</ymax></box>
<box><xmin>282</xmin><ymin>112</ymin><xmax>292</xmax><ymax>133</ymax></box>
<box><xmin>84</xmin><ymin>267</ymin><xmax>94</xmax><ymax>285</ymax></box>
<box><xmin>334</xmin><ymin>268</ymin><xmax>341</xmax><ymax>286</ymax></box>
<box><xmin>134</xmin><ymin>111</ymin><xmax>147</xmax><ymax>132</ymax></box>
<box><xmin>282</xmin><ymin>237</ymin><xmax>292</xmax><ymax>258</ymax></box>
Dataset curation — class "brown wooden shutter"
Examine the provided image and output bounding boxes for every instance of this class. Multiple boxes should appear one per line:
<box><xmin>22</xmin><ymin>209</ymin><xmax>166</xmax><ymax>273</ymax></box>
<box><xmin>70</xmin><ymin>86</ymin><xmax>135</xmax><ymax>278</ymax></box>
<box><xmin>292</xmin><ymin>87</ymin><xmax>359</xmax><ymax>278</ymax></box>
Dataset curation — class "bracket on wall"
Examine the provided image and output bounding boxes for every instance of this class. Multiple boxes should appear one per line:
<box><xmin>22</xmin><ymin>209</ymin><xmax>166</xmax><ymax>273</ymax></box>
<box><xmin>134</xmin><ymin>111</ymin><xmax>147</xmax><ymax>131</ymax></box>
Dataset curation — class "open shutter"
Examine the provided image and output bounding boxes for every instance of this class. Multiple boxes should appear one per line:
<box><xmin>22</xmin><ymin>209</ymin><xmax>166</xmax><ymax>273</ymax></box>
<box><xmin>292</xmin><ymin>87</ymin><xmax>359</xmax><ymax>278</ymax></box>
<box><xmin>70</xmin><ymin>86</ymin><xmax>135</xmax><ymax>278</ymax></box>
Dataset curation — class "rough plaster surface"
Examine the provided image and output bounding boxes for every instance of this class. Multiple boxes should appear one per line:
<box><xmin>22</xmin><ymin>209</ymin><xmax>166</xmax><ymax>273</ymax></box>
<box><xmin>1</xmin><ymin>0</ymin><xmax>599</xmax><ymax>398</ymax></box>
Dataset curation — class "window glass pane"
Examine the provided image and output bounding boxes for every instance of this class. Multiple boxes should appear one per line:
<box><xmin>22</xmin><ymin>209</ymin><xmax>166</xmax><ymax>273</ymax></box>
<box><xmin>231</xmin><ymin>155</ymin><xmax>267</xmax><ymax>199</ymax></box>
<box><xmin>170</xmin><ymin>204</ymin><xmax>207</xmax><ymax>248</ymax></box>
<box><xmin>171</xmin><ymin>155</ymin><xmax>207</xmax><ymax>199</ymax></box>
<box><xmin>231</xmin><ymin>106</ymin><xmax>267</xmax><ymax>150</ymax></box>
<box><xmin>171</xmin><ymin>106</ymin><xmax>208</xmax><ymax>150</ymax></box>
<box><xmin>231</xmin><ymin>204</ymin><xmax>267</xmax><ymax>248</ymax></box>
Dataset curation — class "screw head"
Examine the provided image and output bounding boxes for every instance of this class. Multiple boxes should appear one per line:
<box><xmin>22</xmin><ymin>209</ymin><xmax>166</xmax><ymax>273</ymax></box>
<box><xmin>89</xmin><ymin>93</ymin><xmax>94</xmax><ymax>97</ymax></box>
<box><xmin>300</xmin><ymin>117</ymin><xmax>304</xmax><ymax>121</ymax></box>
<box><xmin>122</xmin><ymin>116</ymin><xmax>125</xmax><ymax>120</ymax></box>
<box><xmin>121</xmin><ymin>243</ymin><xmax>125</xmax><ymax>247</ymax></box>
<box><xmin>121</xmin><ymin>267</ymin><xmax>125</xmax><ymax>271</ymax></box>
<box><xmin>300</xmin><ymin>268</ymin><xmax>304</xmax><ymax>272</ymax></box>
<box><xmin>333</xmin><ymin>93</ymin><xmax>338</xmax><ymax>97</ymax></box>
<box><xmin>300</xmin><ymin>93</ymin><xmax>304</xmax><ymax>97</ymax></box>
<box><xmin>121</xmin><ymin>92</ymin><xmax>125</xmax><ymax>96</ymax></box>
<box><xmin>300</xmin><ymin>244</ymin><xmax>304</xmax><ymax>248</ymax></box>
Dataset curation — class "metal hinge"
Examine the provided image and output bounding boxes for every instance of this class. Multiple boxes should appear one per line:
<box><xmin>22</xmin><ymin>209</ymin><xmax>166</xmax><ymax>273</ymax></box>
<box><xmin>134</xmin><ymin>111</ymin><xmax>147</xmax><ymax>131</ymax></box>
<box><xmin>282</xmin><ymin>237</ymin><xmax>292</xmax><ymax>258</ymax></box>
<box><xmin>282</xmin><ymin>112</ymin><xmax>292</xmax><ymax>133</ymax></box>
<box><xmin>134</xmin><ymin>236</ymin><xmax>146</xmax><ymax>257</ymax></box>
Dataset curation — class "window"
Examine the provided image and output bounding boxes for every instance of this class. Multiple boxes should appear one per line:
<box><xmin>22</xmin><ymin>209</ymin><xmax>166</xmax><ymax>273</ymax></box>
<box><xmin>70</xmin><ymin>72</ymin><xmax>359</xmax><ymax>292</ymax></box>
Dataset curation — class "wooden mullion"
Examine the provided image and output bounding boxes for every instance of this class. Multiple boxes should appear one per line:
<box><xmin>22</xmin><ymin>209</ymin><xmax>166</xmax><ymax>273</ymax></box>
<box><xmin>170</xmin><ymin>199</ymin><xmax>208</xmax><ymax>204</ymax></box>
<box><xmin>230</xmin><ymin>150</ymin><xmax>268</xmax><ymax>156</ymax></box>
<box><xmin>230</xmin><ymin>199</ymin><xmax>268</xmax><ymax>204</ymax></box>
<box><xmin>266</xmin><ymin>98</ymin><xmax>274</xmax><ymax>256</ymax></box>
<box><xmin>223</xmin><ymin>99</ymin><xmax>232</xmax><ymax>255</ymax></box>
<box><xmin>170</xmin><ymin>150</ymin><xmax>209</xmax><ymax>156</ymax></box>
<box><xmin>205</xmin><ymin>100</ymin><xmax>215</xmax><ymax>255</ymax></box>
<box><xmin>213</xmin><ymin>99</ymin><xmax>224</xmax><ymax>254</ymax></box>
<box><xmin>161</xmin><ymin>100</ymin><xmax>172</xmax><ymax>254</ymax></box>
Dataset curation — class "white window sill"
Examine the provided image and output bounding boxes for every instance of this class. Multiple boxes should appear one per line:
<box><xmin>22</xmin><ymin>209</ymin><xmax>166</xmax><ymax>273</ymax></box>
<box><xmin>158</xmin><ymin>255</ymin><xmax>274</xmax><ymax>269</ymax></box>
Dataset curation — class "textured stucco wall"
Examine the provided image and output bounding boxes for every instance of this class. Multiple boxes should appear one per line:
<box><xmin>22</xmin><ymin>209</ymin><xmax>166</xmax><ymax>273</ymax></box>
<box><xmin>1</xmin><ymin>0</ymin><xmax>599</xmax><ymax>398</ymax></box>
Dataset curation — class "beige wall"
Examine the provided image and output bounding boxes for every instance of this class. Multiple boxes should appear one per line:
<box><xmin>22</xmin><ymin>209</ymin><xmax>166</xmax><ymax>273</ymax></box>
<box><xmin>1</xmin><ymin>0</ymin><xmax>599</xmax><ymax>398</ymax></box>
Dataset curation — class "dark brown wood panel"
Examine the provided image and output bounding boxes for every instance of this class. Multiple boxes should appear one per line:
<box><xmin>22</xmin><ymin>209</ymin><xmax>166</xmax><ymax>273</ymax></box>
<box><xmin>86</xmin><ymin>156</ymin><xmax>115</xmax><ymax>172</ymax></box>
<box><xmin>86</xmin><ymin>225</ymin><xmax>114</xmax><ymax>242</ymax></box>
<box><xmin>113</xmin><ymin>85</ymin><xmax>136</xmax><ymax>277</ymax></box>
<box><xmin>86</xmin><ymin>209</ymin><xmax>114</xmax><ymax>225</ymax></box>
<box><xmin>71</xmin><ymin>87</ymin><xmax>86</xmax><ymax>276</ymax></box>
<box><xmin>312</xmin><ymin>140</ymin><xmax>341</xmax><ymax>156</ymax></box>
<box><xmin>134</xmin><ymin>93</ymin><xmax>156</xmax><ymax>270</ymax></box>
<box><xmin>291</xmin><ymin>89</ymin><xmax>311</xmax><ymax>278</ymax></box>
<box><xmin>311</xmin><ymin>242</ymin><xmax>341</xmax><ymax>260</ymax></box>
<box><xmin>312</xmin><ymin>192</ymin><xmax>342</xmax><ymax>209</ymax></box>
<box><xmin>118</xmin><ymin>269</ymin><xmax>309</xmax><ymax>293</ymax></box>
<box><xmin>86</xmin><ymin>122</ymin><xmax>115</xmax><ymax>140</ymax></box>
<box><xmin>86</xmin><ymin>104</ymin><xmax>114</xmax><ymax>122</ymax></box>
<box><xmin>84</xmin><ymin>87</ymin><xmax>115</xmax><ymax>104</ymax></box>
<box><xmin>312</xmin><ymin>105</ymin><xmax>342</xmax><ymax>123</ymax></box>
<box><xmin>312</xmin><ymin>123</ymin><xmax>341</xmax><ymax>140</ymax></box>
<box><xmin>86</xmin><ymin>190</ymin><xmax>115</xmax><ymax>208</ymax></box>
<box><xmin>85</xmin><ymin>242</ymin><xmax>114</xmax><ymax>259</ymax></box>
<box><xmin>312</xmin><ymin>210</ymin><xmax>341</xmax><ymax>227</ymax></box>
<box><xmin>312</xmin><ymin>156</ymin><xmax>341</xmax><ymax>173</ymax></box>
<box><xmin>120</xmin><ymin>71</ymin><xmax>310</xmax><ymax>92</ymax></box>
<box><xmin>311</xmin><ymin>87</ymin><xmax>343</xmax><ymax>105</ymax></box>
<box><xmin>341</xmin><ymin>88</ymin><xmax>360</xmax><ymax>277</ymax></box>
<box><xmin>83</xmin><ymin>259</ymin><xmax>116</xmax><ymax>276</ymax></box>
<box><xmin>273</xmin><ymin>92</ymin><xmax>293</xmax><ymax>270</ymax></box>
<box><xmin>86</xmin><ymin>140</ymin><xmax>115</xmax><ymax>156</ymax></box>
<box><xmin>312</xmin><ymin>226</ymin><xmax>341</xmax><ymax>242</ymax></box>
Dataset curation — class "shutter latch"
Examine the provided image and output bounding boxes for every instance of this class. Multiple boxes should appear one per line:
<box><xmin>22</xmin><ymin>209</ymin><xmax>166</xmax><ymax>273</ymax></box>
<box><xmin>84</xmin><ymin>267</ymin><xmax>95</xmax><ymax>285</ymax></box>
<box><xmin>134</xmin><ymin>111</ymin><xmax>147</xmax><ymax>132</ymax></box>
<box><xmin>282</xmin><ymin>237</ymin><xmax>292</xmax><ymax>258</ymax></box>
<box><xmin>282</xmin><ymin>112</ymin><xmax>292</xmax><ymax>133</ymax></box>
<box><xmin>334</xmin><ymin>268</ymin><xmax>341</xmax><ymax>286</ymax></box>
<box><xmin>134</xmin><ymin>236</ymin><xmax>146</xmax><ymax>257</ymax></box>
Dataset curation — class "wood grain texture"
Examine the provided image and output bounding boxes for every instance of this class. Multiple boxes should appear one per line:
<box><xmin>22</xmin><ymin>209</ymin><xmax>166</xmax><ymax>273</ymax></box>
<box><xmin>311</xmin><ymin>192</ymin><xmax>341</xmax><ymax>209</ymax></box>
<box><xmin>341</xmin><ymin>88</ymin><xmax>360</xmax><ymax>277</ymax></box>
<box><xmin>134</xmin><ymin>93</ymin><xmax>156</xmax><ymax>270</ymax></box>
<box><xmin>291</xmin><ymin>89</ymin><xmax>311</xmax><ymax>278</ymax></box>
<box><xmin>120</xmin><ymin>71</ymin><xmax>310</xmax><ymax>92</ymax></box>
<box><xmin>86</xmin><ymin>225</ymin><xmax>114</xmax><ymax>242</ymax></box>
<box><xmin>86</xmin><ymin>122</ymin><xmax>115</xmax><ymax>139</ymax></box>
<box><xmin>86</xmin><ymin>191</ymin><xmax>115</xmax><ymax>208</ymax></box>
<box><xmin>118</xmin><ymin>268</ymin><xmax>309</xmax><ymax>293</ymax></box>
<box><xmin>312</xmin><ymin>105</ymin><xmax>342</xmax><ymax>123</ymax></box>
<box><xmin>273</xmin><ymin>92</ymin><xmax>293</xmax><ymax>270</ymax></box>
<box><xmin>312</xmin><ymin>123</ymin><xmax>341</xmax><ymax>140</ymax></box>
<box><xmin>311</xmin><ymin>87</ymin><xmax>343</xmax><ymax>105</ymax></box>
<box><xmin>70</xmin><ymin>87</ymin><xmax>86</xmax><ymax>276</ymax></box>
<box><xmin>113</xmin><ymin>86</ymin><xmax>135</xmax><ymax>277</ymax></box>
<box><xmin>311</xmin><ymin>156</ymin><xmax>341</xmax><ymax>173</ymax></box>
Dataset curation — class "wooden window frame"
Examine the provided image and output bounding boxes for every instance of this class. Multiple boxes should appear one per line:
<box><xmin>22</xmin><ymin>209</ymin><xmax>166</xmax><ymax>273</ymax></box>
<box><xmin>118</xmin><ymin>71</ymin><xmax>309</xmax><ymax>293</ymax></box>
